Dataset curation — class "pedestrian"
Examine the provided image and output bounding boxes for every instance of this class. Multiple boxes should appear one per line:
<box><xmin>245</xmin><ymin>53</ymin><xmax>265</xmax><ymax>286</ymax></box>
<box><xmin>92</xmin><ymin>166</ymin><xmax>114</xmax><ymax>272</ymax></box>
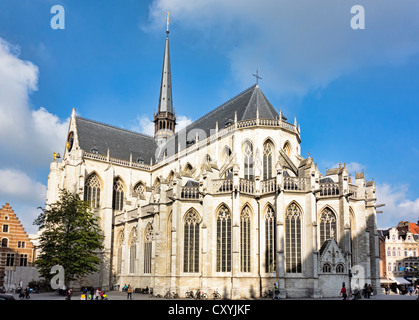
<box><xmin>95</xmin><ymin>288</ymin><xmax>101</xmax><ymax>300</ymax></box>
<box><xmin>340</xmin><ymin>283</ymin><xmax>347</xmax><ymax>300</ymax></box>
<box><xmin>385</xmin><ymin>285</ymin><xmax>390</xmax><ymax>295</ymax></box>
<box><xmin>25</xmin><ymin>286</ymin><xmax>30</xmax><ymax>299</ymax></box>
<box><xmin>272</xmin><ymin>282</ymin><xmax>280</xmax><ymax>300</ymax></box>
<box><xmin>65</xmin><ymin>288</ymin><xmax>73</xmax><ymax>300</ymax></box>
<box><xmin>366</xmin><ymin>284</ymin><xmax>372</xmax><ymax>299</ymax></box>
<box><xmin>90</xmin><ymin>287</ymin><xmax>94</xmax><ymax>300</ymax></box>
<box><xmin>127</xmin><ymin>284</ymin><xmax>133</xmax><ymax>300</ymax></box>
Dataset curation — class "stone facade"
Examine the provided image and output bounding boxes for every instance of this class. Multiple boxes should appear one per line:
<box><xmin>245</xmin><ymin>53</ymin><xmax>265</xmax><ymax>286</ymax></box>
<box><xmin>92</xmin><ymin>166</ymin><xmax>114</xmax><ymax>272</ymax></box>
<box><xmin>45</xmin><ymin>27</ymin><xmax>380</xmax><ymax>299</ymax></box>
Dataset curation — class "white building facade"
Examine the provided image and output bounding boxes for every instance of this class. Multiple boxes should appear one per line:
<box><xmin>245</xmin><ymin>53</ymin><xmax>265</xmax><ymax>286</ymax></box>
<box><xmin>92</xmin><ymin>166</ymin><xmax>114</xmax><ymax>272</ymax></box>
<box><xmin>46</xmin><ymin>26</ymin><xmax>380</xmax><ymax>299</ymax></box>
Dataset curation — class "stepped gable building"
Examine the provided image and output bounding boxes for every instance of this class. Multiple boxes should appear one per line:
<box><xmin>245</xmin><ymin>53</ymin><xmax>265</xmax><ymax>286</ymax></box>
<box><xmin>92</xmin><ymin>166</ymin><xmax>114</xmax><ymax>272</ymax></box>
<box><xmin>0</xmin><ymin>203</ymin><xmax>35</xmax><ymax>289</ymax></box>
<box><xmin>46</xmin><ymin>17</ymin><xmax>380</xmax><ymax>298</ymax></box>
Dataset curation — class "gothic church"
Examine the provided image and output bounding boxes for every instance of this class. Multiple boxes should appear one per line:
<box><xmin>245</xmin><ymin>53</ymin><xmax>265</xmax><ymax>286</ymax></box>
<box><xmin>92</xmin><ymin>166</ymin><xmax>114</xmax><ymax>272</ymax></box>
<box><xmin>46</xmin><ymin>19</ymin><xmax>380</xmax><ymax>298</ymax></box>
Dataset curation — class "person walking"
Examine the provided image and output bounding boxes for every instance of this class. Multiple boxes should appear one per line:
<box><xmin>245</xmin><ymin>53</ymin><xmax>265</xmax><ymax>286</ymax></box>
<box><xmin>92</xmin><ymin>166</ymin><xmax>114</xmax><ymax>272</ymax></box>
<box><xmin>366</xmin><ymin>284</ymin><xmax>372</xmax><ymax>299</ymax></box>
<box><xmin>95</xmin><ymin>288</ymin><xmax>101</xmax><ymax>300</ymax></box>
<box><xmin>272</xmin><ymin>282</ymin><xmax>280</xmax><ymax>300</ymax></box>
<box><xmin>340</xmin><ymin>283</ymin><xmax>347</xmax><ymax>300</ymax></box>
<box><xmin>127</xmin><ymin>284</ymin><xmax>133</xmax><ymax>300</ymax></box>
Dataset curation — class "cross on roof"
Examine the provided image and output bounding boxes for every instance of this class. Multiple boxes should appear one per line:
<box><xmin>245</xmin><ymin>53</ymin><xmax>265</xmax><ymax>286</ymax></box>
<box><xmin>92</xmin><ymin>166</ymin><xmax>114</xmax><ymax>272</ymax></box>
<box><xmin>252</xmin><ymin>70</ymin><xmax>262</xmax><ymax>85</ymax></box>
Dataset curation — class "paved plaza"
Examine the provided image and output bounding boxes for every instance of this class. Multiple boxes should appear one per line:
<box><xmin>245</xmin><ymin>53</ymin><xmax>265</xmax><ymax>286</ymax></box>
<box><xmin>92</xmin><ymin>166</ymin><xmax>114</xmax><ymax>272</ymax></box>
<box><xmin>5</xmin><ymin>290</ymin><xmax>419</xmax><ymax>301</ymax></box>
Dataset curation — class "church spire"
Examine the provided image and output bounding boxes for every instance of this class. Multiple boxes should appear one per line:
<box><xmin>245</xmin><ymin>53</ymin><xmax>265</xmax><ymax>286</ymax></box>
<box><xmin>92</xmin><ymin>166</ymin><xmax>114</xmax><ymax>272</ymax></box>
<box><xmin>154</xmin><ymin>11</ymin><xmax>176</xmax><ymax>142</ymax></box>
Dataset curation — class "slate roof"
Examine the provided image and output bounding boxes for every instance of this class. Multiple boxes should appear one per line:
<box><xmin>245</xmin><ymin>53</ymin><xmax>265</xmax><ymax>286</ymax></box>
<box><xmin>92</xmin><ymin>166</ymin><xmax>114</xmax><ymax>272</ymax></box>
<box><xmin>76</xmin><ymin>85</ymin><xmax>282</xmax><ymax>164</ymax></box>
<box><xmin>183</xmin><ymin>84</ymin><xmax>279</xmax><ymax>137</ymax></box>
<box><xmin>163</xmin><ymin>84</ymin><xmax>282</xmax><ymax>155</ymax></box>
<box><xmin>76</xmin><ymin>117</ymin><xmax>158</xmax><ymax>165</ymax></box>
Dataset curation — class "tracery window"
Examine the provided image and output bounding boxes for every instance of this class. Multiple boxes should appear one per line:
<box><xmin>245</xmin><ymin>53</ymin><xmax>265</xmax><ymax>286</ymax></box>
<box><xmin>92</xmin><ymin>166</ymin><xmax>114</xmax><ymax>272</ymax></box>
<box><xmin>263</xmin><ymin>140</ymin><xmax>273</xmax><ymax>180</ymax></box>
<box><xmin>129</xmin><ymin>228</ymin><xmax>137</xmax><ymax>274</ymax></box>
<box><xmin>134</xmin><ymin>181</ymin><xmax>145</xmax><ymax>199</ymax></box>
<box><xmin>117</xmin><ymin>231</ymin><xmax>124</xmax><ymax>274</ymax></box>
<box><xmin>319</xmin><ymin>208</ymin><xmax>337</xmax><ymax>245</ymax></box>
<box><xmin>84</xmin><ymin>173</ymin><xmax>101</xmax><ymax>209</ymax></box>
<box><xmin>112</xmin><ymin>178</ymin><xmax>124</xmax><ymax>211</ymax></box>
<box><xmin>265</xmin><ymin>205</ymin><xmax>276</xmax><ymax>273</ymax></box>
<box><xmin>144</xmin><ymin>223</ymin><xmax>153</xmax><ymax>274</ymax></box>
<box><xmin>336</xmin><ymin>263</ymin><xmax>345</xmax><ymax>273</ymax></box>
<box><xmin>216</xmin><ymin>205</ymin><xmax>231</xmax><ymax>272</ymax></box>
<box><xmin>243</xmin><ymin>141</ymin><xmax>254</xmax><ymax>181</ymax></box>
<box><xmin>240</xmin><ymin>206</ymin><xmax>251</xmax><ymax>272</ymax></box>
<box><xmin>323</xmin><ymin>263</ymin><xmax>331</xmax><ymax>273</ymax></box>
<box><xmin>285</xmin><ymin>203</ymin><xmax>302</xmax><ymax>273</ymax></box>
<box><xmin>183</xmin><ymin>209</ymin><xmax>200</xmax><ymax>273</ymax></box>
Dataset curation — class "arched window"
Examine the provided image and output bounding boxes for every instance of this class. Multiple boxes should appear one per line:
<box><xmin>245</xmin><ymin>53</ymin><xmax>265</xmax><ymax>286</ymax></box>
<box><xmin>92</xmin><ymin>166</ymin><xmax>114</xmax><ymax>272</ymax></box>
<box><xmin>283</xmin><ymin>141</ymin><xmax>291</xmax><ymax>157</ymax></box>
<box><xmin>323</xmin><ymin>263</ymin><xmax>332</xmax><ymax>273</ymax></box>
<box><xmin>183</xmin><ymin>209</ymin><xmax>201</xmax><ymax>273</ymax></box>
<box><xmin>285</xmin><ymin>203</ymin><xmax>302</xmax><ymax>273</ymax></box>
<box><xmin>336</xmin><ymin>263</ymin><xmax>345</xmax><ymax>273</ymax></box>
<box><xmin>144</xmin><ymin>223</ymin><xmax>153</xmax><ymax>274</ymax></box>
<box><xmin>319</xmin><ymin>208</ymin><xmax>336</xmax><ymax>245</ymax></box>
<box><xmin>116</xmin><ymin>231</ymin><xmax>124</xmax><ymax>274</ymax></box>
<box><xmin>265</xmin><ymin>205</ymin><xmax>276</xmax><ymax>273</ymax></box>
<box><xmin>243</xmin><ymin>141</ymin><xmax>254</xmax><ymax>181</ymax></box>
<box><xmin>112</xmin><ymin>178</ymin><xmax>124</xmax><ymax>211</ymax></box>
<box><xmin>216</xmin><ymin>205</ymin><xmax>231</xmax><ymax>272</ymax></box>
<box><xmin>1</xmin><ymin>238</ymin><xmax>8</xmax><ymax>247</ymax></box>
<box><xmin>84</xmin><ymin>173</ymin><xmax>101</xmax><ymax>209</ymax></box>
<box><xmin>240</xmin><ymin>206</ymin><xmax>251</xmax><ymax>272</ymax></box>
<box><xmin>263</xmin><ymin>140</ymin><xmax>273</xmax><ymax>180</ymax></box>
<box><xmin>134</xmin><ymin>181</ymin><xmax>145</xmax><ymax>199</ymax></box>
<box><xmin>129</xmin><ymin>228</ymin><xmax>137</xmax><ymax>274</ymax></box>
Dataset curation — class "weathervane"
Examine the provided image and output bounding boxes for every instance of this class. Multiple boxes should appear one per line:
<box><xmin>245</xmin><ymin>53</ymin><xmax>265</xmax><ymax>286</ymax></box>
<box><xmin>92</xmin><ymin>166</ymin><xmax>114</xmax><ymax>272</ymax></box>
<box><xmin>166</xmin><ymin>11</ymin><xmax>171</xmax><ymax>33</ymax></box>
<box><xmin>252</xmin><ymin>70</ymin><xmax>262</xmax><ymax>85</ymax></box>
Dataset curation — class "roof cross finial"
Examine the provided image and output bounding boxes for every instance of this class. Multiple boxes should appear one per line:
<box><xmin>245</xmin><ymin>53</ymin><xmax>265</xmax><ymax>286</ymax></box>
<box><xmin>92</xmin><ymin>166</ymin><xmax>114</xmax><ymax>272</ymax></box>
<box><xmin>252</xmin><ymin>69</ymin><xmax>262</xmax><ymax>85</ymax></box>
<box><xmin>166</xmin><ymin>11</ymin><xmax>171</xmax><ymax>33</ymax></box>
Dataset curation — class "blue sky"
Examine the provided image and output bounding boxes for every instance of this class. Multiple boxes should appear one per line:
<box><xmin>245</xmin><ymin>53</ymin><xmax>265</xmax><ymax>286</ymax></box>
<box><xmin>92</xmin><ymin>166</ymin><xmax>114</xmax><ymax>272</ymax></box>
<box><xmin>0</xmin><ymin>0</ymin><xmax>418</xmax><ymax>233</ymax></box>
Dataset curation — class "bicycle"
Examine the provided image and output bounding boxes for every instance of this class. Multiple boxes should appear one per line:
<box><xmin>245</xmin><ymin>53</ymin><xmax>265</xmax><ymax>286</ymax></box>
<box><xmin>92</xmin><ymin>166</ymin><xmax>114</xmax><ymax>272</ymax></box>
<box><xmin>195</xmin><ymin>289</ymin><xmax>208</xmax><ymax>300</ymax></box>
<box><xmin>164</xmin><ymin>289</ymin><xmax>179</xmax><ymax>299</ymax></box>
<box><xmin>185</xmin><ymin>290</ymin><xmax>194</xmax><ymax>298</ymax></box>
<box><xmin>212</xmin><ymin>289</ymin><xmax>221</xmax><ymax>300</ymax></box>
<box><xmin>262</xmin><ymin>289</ymin><xmax>273</xmax><ymax>298</ymax></box>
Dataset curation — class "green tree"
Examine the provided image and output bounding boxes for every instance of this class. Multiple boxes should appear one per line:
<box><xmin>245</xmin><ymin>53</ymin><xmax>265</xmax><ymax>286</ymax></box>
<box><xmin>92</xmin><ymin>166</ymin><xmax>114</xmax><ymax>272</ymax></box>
<box><xmin>34</xmin><ymin>189</ymin><xmax>104</xmax><ymax>286</ymax></box>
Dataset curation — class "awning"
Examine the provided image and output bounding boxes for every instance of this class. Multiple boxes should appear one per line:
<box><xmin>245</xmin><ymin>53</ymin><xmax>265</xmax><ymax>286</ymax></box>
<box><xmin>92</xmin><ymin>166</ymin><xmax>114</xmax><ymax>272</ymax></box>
<box><xmin>390</xmin><ymin>277</ymin><xmax>411</xmax><ymax>285</ymax></box>
<box><xmin>380</xmin><ymin>278</ymin><xmax>394</xmax><ymax>284</ymax></box>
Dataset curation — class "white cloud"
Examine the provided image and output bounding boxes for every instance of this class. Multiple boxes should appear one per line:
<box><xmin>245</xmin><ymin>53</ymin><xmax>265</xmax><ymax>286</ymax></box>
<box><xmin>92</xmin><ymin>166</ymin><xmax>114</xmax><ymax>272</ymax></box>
<box><xmin>146</xmin><ymin>0</ymin><xmax>419</xmax><ymax>96</ymax></box>
<box><xmin>0</xmin><ymin>38</ymin><xmax>69</xmax><ymax>168</ymax></box>
<box><xmin>176</xmin><ymin>115</ymin><xmax>193</xmax><ymax>131</ymax></box>
<box><xmin>375</xmin><ymin>183</ymin><xmax>419</xmax><ymax>229</ymax></box>
<box><xmin>131</xmin><ymin>114</ymin><xmax>192</xmax><ymax>135</ymax></box>
<box><xmin>0</xmin><ymin>37</ymin><xmax>68</xmax><ymax>232</ymax></box>
<box><xmin>0</xmin><ymin>169</ymin><xmax>46</xmax><ymax>204</ymax></box>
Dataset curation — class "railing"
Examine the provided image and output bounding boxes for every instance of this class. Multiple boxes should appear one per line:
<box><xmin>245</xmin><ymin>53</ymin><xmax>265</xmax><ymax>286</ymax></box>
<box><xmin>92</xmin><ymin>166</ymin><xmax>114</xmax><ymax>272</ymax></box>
<box><xmin>348</xmin><ymin>184</ymin><xmax>358</xmax><ymax>199</ymax></box>
<box><xmin>261</xmin><ymin>178</ymin><xmax>277</xmax><ymax>194</ymax></box>
<box><xmin>83</xmin><ymin>151</ymin><xmax>151</xmax><ymax>170</ymax></box>
<box><xmin>283</xmin><ymin>177</ymin><xmax>307</xmax><ymax>192</ymax></box>
<box><xmin>319</xmin><ymin>182</ymin><xmax>340</xmax><ymax>197</ymax></box>
<box><xmin>180</xmin><ymin>186</ymin><xmax>201</xmax><ymax>200</ymax></box>
<box><xmin>239</xmin><ymin>178</ymin><xmax>255</xmax><ymax>194</ymax></box>
<box><xmin>213</xmin><ymin>179</ymin><xmax>233</xmax><ymax>193</ymax></box>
